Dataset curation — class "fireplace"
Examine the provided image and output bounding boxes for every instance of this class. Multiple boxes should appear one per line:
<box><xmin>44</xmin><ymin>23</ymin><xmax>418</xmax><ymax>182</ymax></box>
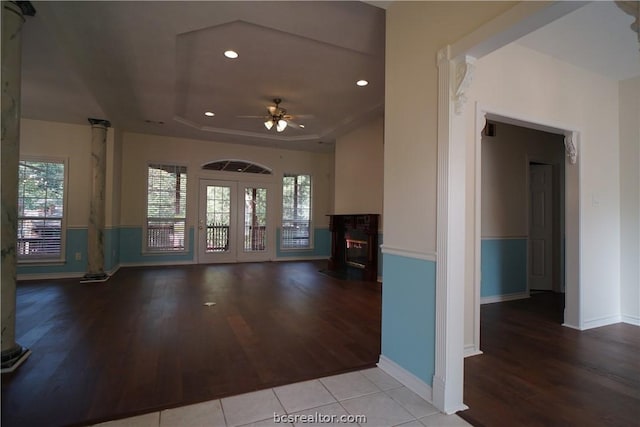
<box><xmin>327</xmin><ymin>214</ymin><xmax>379</xmax><ymax>281</ymax></box>
<box><xmin>345</xmin><ymin>225</ymin><xmax>369</xmax><ymax>268</ymax></box>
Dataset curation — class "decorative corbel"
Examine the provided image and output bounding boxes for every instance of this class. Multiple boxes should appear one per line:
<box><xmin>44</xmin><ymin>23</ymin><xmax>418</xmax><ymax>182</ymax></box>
<box><xmin>564</xmin><ymin>133</ymin><xmax>577</xmax><ymax>164</ymax></box>
<box><xmin>453</xmin><ymin>55</ymin><xmax>476</xmax><ymax>115</ymax></box>
<box><xmin>437</xmin><ymin>46</ymin><xmax>450</xmax><ymax>66</ymax></box>
<box><xmin>479</xmin><ymin>113</ymin><xmax>487</xmax><ymax>137</ymax></box>
<box><xmin>615</xmin><ymin>1</ymin><xmax>639</xmax><ymax>49</ymax></box>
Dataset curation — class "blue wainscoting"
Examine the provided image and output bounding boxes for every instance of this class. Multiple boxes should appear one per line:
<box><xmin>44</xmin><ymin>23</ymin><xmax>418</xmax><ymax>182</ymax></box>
<box><xmin>20</xmin><ymin>226</ymin><xmax>372</xmax><ymax>277</ymax></box>
<box><xmin>481</xmin><ymin>238</ymin><xmax>527</xmax><ymax>297</ymax></box>
<box><xmin>18</xmin><ymin>226</ymin><xmax>196</xmax><ymax>278</ymax></box>
<box><xmin>119</xmin><ymin>226</ymin><xmax>195</xmax><ymax>264</ymax></box>
<box><xmin>104</xmin><ymin>227</ymin><xmax>120</xmax><ymax>273</ymax></box>
<box><xmin>17</xmin><ymin>228</ymin><xmax>88</xmax><ymax>276</ymax></box>
<box><xmin>381</xmin><ymin>253</ymin><xmax>436</xmax><ymax>386</ymax></box>
<box><xmin>275</xmin><ymin>227</ymin><xmax>331</xmax><ymax>259</ymax></box>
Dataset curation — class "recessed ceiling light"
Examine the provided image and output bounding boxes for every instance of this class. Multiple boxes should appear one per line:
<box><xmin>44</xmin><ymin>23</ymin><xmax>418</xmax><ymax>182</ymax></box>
<box><xmin>356</xmin><ymin>79</ymin><xmax>369</xmax><ymax>87</ymax></box>
<box><xmin>204</xmin><ymin>111</ymin><xmax>215</xmax><ymax>117</ymax></box>
<box><xmin>299</xmin><ymin>124</ymin><xmax>305</xmax><ymax>128</ymax></box>
<box><xmin>224</xmin><ymin>50</ymin><xmax>239</xmax><ymax>59</ymax></box>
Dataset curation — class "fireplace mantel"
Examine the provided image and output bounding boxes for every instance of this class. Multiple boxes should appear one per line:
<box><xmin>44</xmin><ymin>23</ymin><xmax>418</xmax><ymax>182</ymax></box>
<box><xmin>327</xmin><ymin>214</ymin><xmax>379</xmax><ymax>281</ymax></box>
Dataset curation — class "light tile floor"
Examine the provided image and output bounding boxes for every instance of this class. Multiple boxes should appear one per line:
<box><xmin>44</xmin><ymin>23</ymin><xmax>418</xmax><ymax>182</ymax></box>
<box><xmin>91</xmin><ymin>368</ymin><xmax>471</xmax><ymax>427</ymax></box>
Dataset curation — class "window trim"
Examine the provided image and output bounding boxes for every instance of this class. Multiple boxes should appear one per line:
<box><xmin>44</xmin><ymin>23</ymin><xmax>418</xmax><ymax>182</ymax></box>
<box><xmin>17</xmin><ymin>156</ymin><xmax>68</xmax><ymax>264</ymax></box>
<box><xmin>144</xmin><ymin>162</ymin><xmax>189</xmax><ymax>254</ymax></box>
<box><xmin>280</xmin><ymin>173</ymin><xmax>314</xmax><ymax>251</ymax></box>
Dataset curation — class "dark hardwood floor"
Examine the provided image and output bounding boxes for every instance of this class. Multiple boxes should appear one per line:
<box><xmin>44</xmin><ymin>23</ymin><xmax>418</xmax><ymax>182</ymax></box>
<box><xmin>1</xmin><ymin>261</ymin><xmax>381</xmax><ymax>427</ymax></box>
<box><xmin>460</xmin><ymin>293</ymin><xmax>640</xmax><ymax>427</ymax></box>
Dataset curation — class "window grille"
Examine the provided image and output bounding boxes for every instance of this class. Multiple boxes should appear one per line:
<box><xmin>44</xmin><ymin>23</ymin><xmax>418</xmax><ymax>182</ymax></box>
<box><xmin>17</xmin><ymin>160</ymin><xmax>65</xmax><ymax>260</ymax></box>
<box><xmin>147</xmin><ymin>164</ymin><xmax>187</xmax><ymax>251</ymax></box>
<box><xmin>202</xmin><ymin>160</ymin><xmax>272</xmax><ymax>174</ymax></box>
<box><xmin>281</xmin><ymin>174</ymin><xmax>312</xmax><ymax>249</ymax></box>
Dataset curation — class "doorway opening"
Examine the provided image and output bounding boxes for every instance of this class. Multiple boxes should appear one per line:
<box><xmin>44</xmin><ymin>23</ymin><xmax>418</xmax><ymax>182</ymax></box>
<box><xmin>474</xmin><ymin>115</ymin><xmax>575</xmax><ymax>347</ymax></box>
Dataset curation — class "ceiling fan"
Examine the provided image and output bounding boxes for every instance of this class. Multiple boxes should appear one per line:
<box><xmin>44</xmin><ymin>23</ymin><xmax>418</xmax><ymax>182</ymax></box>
<box><xmin>238</xmin><ymin>98</ymin><xmax>311</xmax><ymax>132</ymax></box>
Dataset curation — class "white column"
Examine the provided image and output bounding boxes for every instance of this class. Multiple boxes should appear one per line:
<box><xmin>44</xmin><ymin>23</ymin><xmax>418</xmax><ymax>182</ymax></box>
<box><xmin>433</xmin><ymin>46</ymin><xmax>471</xmax><ymax>413</ymax></box>
<box><xmin>83</xmin><ymin>118</ymin><xmax>110</xmax><ymax>282</ymax></box>
<box><xmin>1</xmin><ymin>1</ymin><xmax>35</xmax><ymax>372</ymax></box>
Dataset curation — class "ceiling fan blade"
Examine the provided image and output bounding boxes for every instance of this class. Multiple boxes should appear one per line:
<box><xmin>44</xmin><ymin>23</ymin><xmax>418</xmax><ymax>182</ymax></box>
<box><xmin>291</xmin><ymin>114</ymin><xmax>315</xmax><ymax>119</ymax></box>
<box><xmin>286</xmin><ymin>120</ymin><xmax>303</xmax><ymax>129</ymax></box>
<box><xmin>236</xmin><ymin>115</ymin><xmax>267</xmax><ymax>119</ymax></box>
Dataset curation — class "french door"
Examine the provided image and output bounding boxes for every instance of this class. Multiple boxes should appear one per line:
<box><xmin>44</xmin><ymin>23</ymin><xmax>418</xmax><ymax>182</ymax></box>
<box><xmin>198</xmin><ymin>179</ymin><xmax>273</xmax><ymax>263</ymax></box>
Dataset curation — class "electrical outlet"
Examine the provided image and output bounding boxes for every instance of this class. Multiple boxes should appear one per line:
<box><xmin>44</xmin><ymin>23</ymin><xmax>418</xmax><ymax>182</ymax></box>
<box><xmin>75</xmin><ymin>252</ymin><xmax>82</xmax><ymax>261</ymax></box>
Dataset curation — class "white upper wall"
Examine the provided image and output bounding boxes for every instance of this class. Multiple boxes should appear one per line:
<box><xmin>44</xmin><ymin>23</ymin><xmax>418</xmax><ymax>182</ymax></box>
<box><xmin>334</xmin><ymin>116</ymin><xmax>384</xmax><ymax>221</ymax></box>
<box><xmin>19</xmin><ymin>118</ymin><xmax>111</xmax><ymax>227</ymax></box>
<box><xmin>384</xmin><ymin>0</ymin><xmax>516</xmax><ymax>254</ymax></box>
<box><xmin>481</xmin><ymin>122</ymin><xmax>564</xmax><ymax>237</ymax></box>
<box><xmin>619</xmin><ymin>75</ymin><xmax>640</xmax><ymax>324</ymax></box>
<box><xmin>465</xmin><ymin>42</ymin><xmax>621</xmax><ymax>328</ymax></box>
<box><xmin>119</xmin><ymin>132</ymin><xmax>335</xmax><ymax>229</ymax></box>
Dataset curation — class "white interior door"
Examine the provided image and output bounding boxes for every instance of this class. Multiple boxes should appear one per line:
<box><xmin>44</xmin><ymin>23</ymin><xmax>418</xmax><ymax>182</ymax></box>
<box><xmin>198</xmin><ymin>180</ymin><xmax>272</xmax><ymax>263</ymax></box>
<box><xmin>529</xmin><ymin>164</ymin><xmax>553</xmax><ymax>291</ymax></box>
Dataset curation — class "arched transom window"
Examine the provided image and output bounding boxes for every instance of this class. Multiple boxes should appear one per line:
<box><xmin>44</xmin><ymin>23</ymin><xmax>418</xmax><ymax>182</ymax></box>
<box><xmin>202</xmin><ymin>160</ymin><xmax>272</xmax><ymax>175</ymax></box>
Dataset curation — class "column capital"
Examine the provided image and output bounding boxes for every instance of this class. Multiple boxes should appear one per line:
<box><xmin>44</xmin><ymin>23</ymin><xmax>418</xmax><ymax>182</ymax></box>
<box><xmin>88</xmin><ymin>118</ymin><xmax>111</xmax><ymax>128</ymax></box>
<box><xmin>14</xmin><ymin>1</ymin><xmax>36</xmax><ymax>17</ymax></box>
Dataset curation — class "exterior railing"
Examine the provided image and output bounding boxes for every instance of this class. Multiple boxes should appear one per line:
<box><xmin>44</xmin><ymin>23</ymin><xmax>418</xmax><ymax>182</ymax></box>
<box><xmin>17</xmin><ymin>222</ymin><xmax>61</xmax><ymax>257</ymax></box>
<box><xmin>148</xmin><ymin>221</ymin><xmax>185</xmax><ymax>250</ymax></box>
<box><xmin>244</xmin><ymin>225</ymin><xmax>266</xmax><ymax>251</ymax></box>
<box><xmin>282</xmin><ymin>220</ymin><xmax>310</xmax><ymax>248</ymax></box>
<box><xmin>207</xmin><ymin>224</ymin><xmax>230</xmax><ymax>252</ymax></box>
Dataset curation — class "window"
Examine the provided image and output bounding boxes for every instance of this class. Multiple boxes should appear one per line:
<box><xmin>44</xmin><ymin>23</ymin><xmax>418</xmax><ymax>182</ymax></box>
<box><xmin>146</xmin><ymin>164</ymin><xmax>187</xmax><ymax>251</ymax></box>
<box><xmin>17</xmin><ymin>159</ymin><xmax>66</xmax><ymax>261</ymax></box>
<box><xmin>202</xmin><ymin>160</ymin><xmax>272</xmax><ymax>174</ymax></box>
<box><xmin>281</xmin><ymin>174</ymin><xmax>312</xmax><ymax>249</ymax></box>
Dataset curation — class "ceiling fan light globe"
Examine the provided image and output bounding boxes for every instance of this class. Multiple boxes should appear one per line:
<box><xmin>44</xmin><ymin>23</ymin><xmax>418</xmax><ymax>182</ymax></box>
<box><xmin>264</xmin><ymin>120</ymin><xmax>274</xmax><ymax>130</ymax></box>
<box><xmin>276</xmin><ymin>119</ymin><xmax>287</xmax><ymax>132</ymax></box>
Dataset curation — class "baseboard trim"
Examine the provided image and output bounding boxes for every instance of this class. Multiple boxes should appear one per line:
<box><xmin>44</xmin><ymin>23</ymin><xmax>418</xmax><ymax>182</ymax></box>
<box><xmin>18</xmin><ymin>271</ymin><xmax>85</xmax><ymax>281</ymax></box>
<box><xmin>582</xmin><ymin>314</ymin><xmax>622</xmax><ymax>330</ymax></box>
<box><xmin>273</xmin><ymin>256</ymin><xmax>329</xmax><ymax>262</ymax></box>
<box><xmin>481</xmin><ymin>292</ymin><xmax>529</xmax><ymax>305</ymax></box>
<box><xmin>119</xmin><ymin>260</ymin><xmax>196</xmax><ymax>268</ymax></box>
<box><xmin>0</xmin><ymin>347</ymin><xmax>31</xmax><ymax>373</ymax></box>
<box><xmin>19</xmin><ymin>265</ymin><xmax>122</xmax><ymax>282</ymax></box>
<box><xmin>464</xmin><ymin>344</ymin><xmax>483</xmax><ymax>358</ymax></box>
<box><xmin>621</xmin><ymin>314</ymin><xmax>640</xmax><ymax>326</ymax></box>
<box><xmin>378</xmin><ymin>355</ymin><xmax>433</xmax><ymax>402</ymax></box>
<box><xmin>107</xmin><ymin>264</ymin><xmax>121</xmax><ymax>277</ymax></box>
<box><xmin>562</xmin><ymin>322</ymin><xmax>582</xmax><ymax>330</ymax></box>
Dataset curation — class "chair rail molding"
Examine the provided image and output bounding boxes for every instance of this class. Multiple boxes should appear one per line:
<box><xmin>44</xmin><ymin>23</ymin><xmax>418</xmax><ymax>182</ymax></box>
<box><xmin>380</xmin><ymin>244</ymin><xmax>437</xmax><ymax>262</ymax></box>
